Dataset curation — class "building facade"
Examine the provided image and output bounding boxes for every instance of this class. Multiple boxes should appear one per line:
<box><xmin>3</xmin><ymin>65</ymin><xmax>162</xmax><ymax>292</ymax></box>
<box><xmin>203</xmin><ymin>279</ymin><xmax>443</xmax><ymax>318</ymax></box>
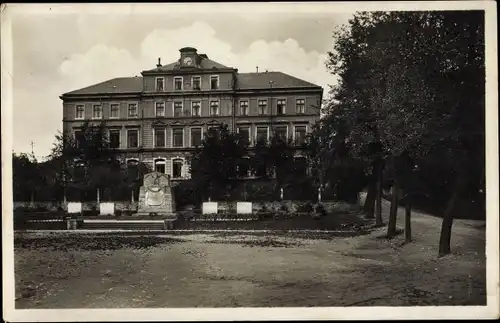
<box><xmin>61</xmin><ymin>47</ymin><xmax>323</xmax><ymax>181</ymax></box>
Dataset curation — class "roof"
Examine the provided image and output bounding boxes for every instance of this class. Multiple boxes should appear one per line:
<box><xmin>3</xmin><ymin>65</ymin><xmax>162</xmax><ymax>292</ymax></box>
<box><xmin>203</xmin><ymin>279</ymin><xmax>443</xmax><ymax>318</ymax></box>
<box><xmin>143</xmin><ymin>57</ymin><xmax>232</xmax><ymax>73</ymax></box>
<box><xmin>236</xmin><ymin>72</ymin><xmax>321</xmax><ymax>90</ymax></box>
<box><xmin>62</xmin><ymin>77</ymin><xmax>143</xmax><ymax>96</ymax></box>
<box><xmin>62</xmin><ymin>71</ymin><xmax>322</xmax><ymax>96</ymax></box>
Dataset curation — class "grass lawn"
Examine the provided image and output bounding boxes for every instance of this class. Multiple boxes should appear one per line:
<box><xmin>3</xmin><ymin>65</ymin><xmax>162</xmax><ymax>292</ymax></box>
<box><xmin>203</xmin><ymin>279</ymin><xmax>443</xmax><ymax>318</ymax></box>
<box><xmin>14</xmin><ymin>200</ymin><xmax>486</xmax><ymax>308</ymax></box>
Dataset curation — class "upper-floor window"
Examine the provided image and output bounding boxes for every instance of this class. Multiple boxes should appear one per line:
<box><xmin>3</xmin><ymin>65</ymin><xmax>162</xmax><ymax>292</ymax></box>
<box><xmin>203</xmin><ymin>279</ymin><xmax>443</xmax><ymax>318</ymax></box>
<box><xmin>192</xmin><ymin>76</ymin><xmax>201</xmax><ymax>90</ymax></box>
<box><xmin>172</xmin><ymin>128</ymin><xmax>184</xmax><ymax>147</ymax></box>
<box><xmin>154</xmin><ymin>128</ymin><xmax>166</xmax><ymax>148</ymax></box>
<box><xmin>109</xmin><ymin>129</ymin><xmax>120</xmax><ymax>148</ymax></box>
<box><xmin>110</xmin><ymin>104</ymin><xmax>119</xmax><ymax>118</ymax></box>
<box><xmin>210</xmin><ymin>75</ymin><xmax>219</xmax><ymax>90</ymax></box>
<box><xmin>277</xmin><ymin>99</ymin><xmax>286</xmax><ymax>115</ymax></box>
<box><xmin>127</xmin><ymin>129</ymin><xmax>139</xmax><ymax>148</ymax></box>
<box><xmin>190</xmin><ymin>127</ymin><xmax>202</xmax><ymax>147</ymax></box>
<box><xmin>256</xmin><ymin>126</ymin><xmax>269</xmax><ymax>143</ymax></box>
<box><xmin>294</xmin><ymin>125</ymin><xmax>307</xmax><ymax>146</ymax></box>
<box><xmin>128</xmin><ymin>103</ymin><xmax>138</xmax><ymax>118</ymax></box>
<box><xmin>92</xmin><ymin>104</ymin><xmax>102</xmax><ymax>119</ymax></box>
<box><xmin>296</xmin><ymin>99</ymin><xmax>305</xmax><ymax>114</ymax></box>
<box><xmin>155</xmin><ymin>102</ymin><xmax>165</xmax><ymax>117</ymax></box>
<box><xmin>75</xmin><ymin>105</ymin><xmax>85</xmax><ymax>120</ymax></box>
<box><xmin>210</xmin><ymin>100</ymin><xmax>220</xmax><ymax>116</ymax></box>
<box><xmin>174</xmin><ymin>102</ymin><xmax>183</xmax><ymax>117</ymax></box>
<box><xmin>174</xmin><ymin>77</ymin><xmax>183</xmax><ymax>91</ymax></box>
<box><xmin>275</xmin><ymin>125</ymin><xmax>288</xmax><ymax>141</ymax></box>
<box><xmin>156</xmin><ymin>77</ymin><xmax>165</xmax><ymax>92</ymax></box>
<box><xmin>192</xmin><ymin>101</ymin><xmax>201</xmax><ymax>117</ymax></box>
<box><xmin>239</xmin><ymin>100</ymin><xmax>249</xmax><ymax>116</ymax></box>
<box><xmin>258</xmin><ymin>100</ymin><xmax>267</xmax><ymax>115</ymax></box>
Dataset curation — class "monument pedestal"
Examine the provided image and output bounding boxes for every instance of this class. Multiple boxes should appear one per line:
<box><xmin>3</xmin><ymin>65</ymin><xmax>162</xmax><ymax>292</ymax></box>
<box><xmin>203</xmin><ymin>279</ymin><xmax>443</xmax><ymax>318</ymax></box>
<box><xmin>133</xmin><ymin>172</ymin><xmax>177</xmax><ymax>220</ymax></box>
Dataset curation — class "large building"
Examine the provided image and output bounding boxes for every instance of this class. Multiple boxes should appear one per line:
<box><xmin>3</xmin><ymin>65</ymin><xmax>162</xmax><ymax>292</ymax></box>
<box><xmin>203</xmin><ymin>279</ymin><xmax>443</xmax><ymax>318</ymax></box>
<box><xmin>61</xmin><ymin>47</ymin><xmax>323</xmax><ymax>181</ymax></box>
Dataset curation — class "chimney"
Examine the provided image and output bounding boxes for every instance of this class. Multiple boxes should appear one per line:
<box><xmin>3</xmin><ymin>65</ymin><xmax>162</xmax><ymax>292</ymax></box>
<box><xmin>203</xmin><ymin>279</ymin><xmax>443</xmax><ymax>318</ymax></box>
<box><xmin>157</xmin><ymin>57</ymin><xmax>162</xmax><ymax>68</ymax></box>
<box><xmin>256</xmin><ymin>66</ymin><xmax>259</xmax><ymax>73</ymax></box>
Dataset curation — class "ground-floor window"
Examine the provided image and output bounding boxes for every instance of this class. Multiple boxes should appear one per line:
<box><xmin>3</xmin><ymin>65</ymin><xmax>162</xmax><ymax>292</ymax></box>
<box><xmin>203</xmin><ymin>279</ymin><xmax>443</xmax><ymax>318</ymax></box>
<box><xmin>172</xmin><ymin>158</ymin><xmax>183</xmax><ymax>178</ymax></box>
<box><xmin>154</xmin><ymin>158</ymin><xmax>165</xmax><ymax>174</ymax></box>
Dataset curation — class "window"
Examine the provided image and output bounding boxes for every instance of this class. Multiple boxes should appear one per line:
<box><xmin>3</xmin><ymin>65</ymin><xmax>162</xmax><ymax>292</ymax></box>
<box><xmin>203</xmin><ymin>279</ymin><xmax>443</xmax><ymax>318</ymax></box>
<box><xmin>174</xmin><ymin>102</ymin><xmax>183</xmax><ymax>117</ymax></box>
<box><xmin>294</xmin><ymin>125</ymin><xmax>307</xmax><ymax>146</ymax></box>
<box><xmin>191</xmin><ymin>101</ymin><xmax>201</xmax><ymax>117</ymax></box>
<box><xmin>154</xmin><ymin>128</ymin><xmax>166</xmax><ymax>148</ymax></box>
<box><xmin>256</xmin><ymin>126</ymin><xmax>268</xmax><ymax>143</ymax></box>
<box><xmin>127</xmin><ymin>129</ymin><xmax>138</xmax><ymax>148</ymax></box>
<box><xmin>172</xmin><ymin>159</ymin><xmax>183</xmax><ymax>178</ymax></box>
<box><xmin>192</xmin><ymin>76</ymin><xmax>201</xmax><ymax>90</ymax></box>
<box><xmin>93</xmin><ymin>104</ymin><xmax>102</xmax><ymax>119</ymax></box>
<box><xmin>127</xmin><ymin>159</ymin><xmax>139</xmax><ymax>181</ymax></box>
<box><xmin>238</xmin><ymin>126</ymin><xmax>250</xmax><ymax>145</ymax></box>
<box><xmin>128</xmin><ymin>103</ymin><xmax>138</xmax><ymax>118</ymax></box>
<box><xmin>109</xmin><ymin>130</ymin><xmax>120</xmax><ymax>148</ymax></box>
<box><xmin>155</xmin><ymin>102</ymin><xmax>165</xmax><ymax>117</ymax></box>
<box><xmin>190</xmin><ymin>128</ymin><xmax>202</xmax><ymax>147</ymax></box>
<box><xmin>174</xmin><ymin>77</ymin><xmax>183</xmax><ymax>91</ymax></box>
<box><xmin>210</xmin><ymin>75</ymin><xmax>219</xmax><ymax>90</ymax></box>
<box><xmin>210</xmin><ymin>100</ymin><xmax>219</xmax><ymax>116</ymax></box>
<box><xmin>239</xmin><ymin>100</ymin><xmax>249</xmax><ymax>116</ymax></box>
<box><xmin>75</xmin><ymin>105</ymin><xmax>85</xmax><ymax>120</ymax></box>
<box><xmin>74</xmin><ymin>131</ymin><xmax>85</xmax><ymax>148</ymax></box>
<box><xmin>156</xmin><ymin>77</ymin><xmax>164</xmax><ymax>92</ymax></box>
<box><xmin>172</xmin><ymin>128</ymin><xmax>184</xmax><ymax>147</ymax></box>
<box><xmin>110</xmin><ymin>104</ymin><xmax>119</xmax><ymax>118</ymax></box>
<box><xmin>154</xmin><ymin>159</ymin><xmax>165</xmax><ymax>174</ymax></box>
<box><xmin>275</xmin><ymin>125</ymin><xmax>288</xmax><ymax>141</ymax></box>
<box><xmin>258</xmin><ymin>100</ymin><xmax>267</xmax><ymax>115</ymax></box>
<box><xmin>277</xmin><ymin>99</ymin><xmax>286</xmax><ymax>115</ymax></box>
<box><xmin>296</xmin><ymin>99</ymin><xmax>305</xmax><ymax>114</ymax></box>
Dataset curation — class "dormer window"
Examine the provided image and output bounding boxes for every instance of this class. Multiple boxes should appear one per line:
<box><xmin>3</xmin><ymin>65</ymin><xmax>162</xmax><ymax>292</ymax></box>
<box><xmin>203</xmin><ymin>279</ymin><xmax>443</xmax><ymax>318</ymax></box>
<box><xmin>210</xmin><ymin>75</ymin><xmax>219</xmax><ymax>90</ymax></box>
<box><xmin>174</xmin><ymin>77</ymin><xmax>183</xmax><ymax>91</ymax></box>
<box><xmin>156</xmin><ymin>77</ymin><xmax>164</xmax><ymax>92</ymax></box>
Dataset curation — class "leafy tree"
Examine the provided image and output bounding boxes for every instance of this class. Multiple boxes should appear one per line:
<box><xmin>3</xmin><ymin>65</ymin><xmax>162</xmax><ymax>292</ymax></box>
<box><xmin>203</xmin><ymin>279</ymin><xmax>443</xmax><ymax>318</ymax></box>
<box><xmin>190</xmin><ymin>124</ymin><xmax>248</xmax><ymax>200</ymax></box>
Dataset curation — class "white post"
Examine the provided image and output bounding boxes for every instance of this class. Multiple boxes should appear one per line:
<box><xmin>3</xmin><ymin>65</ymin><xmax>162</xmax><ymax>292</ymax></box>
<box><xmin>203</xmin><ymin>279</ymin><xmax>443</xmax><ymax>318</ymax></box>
<box><xmin>318</xmin><ymin>186</ymin><xmax>322</xmax><ymax>203</ymax></box>
<box><xmin>131</xmin><ymin>189</ymin><xmax>135</xmax><ymax>203</ymax></box>
<box><xmin>280</xmin><ymin>187</ymin><xmax>284</xmax><ymax>200</ymax></box>
<box><xmin>97</xmin><ymin>188</ymin><xmax>100</xmax><ymax>204</ymax></box>
<box><xmin>63</xmin><ymin>188</ymin><xmax>67</xmax><ymax>204</ymax></box>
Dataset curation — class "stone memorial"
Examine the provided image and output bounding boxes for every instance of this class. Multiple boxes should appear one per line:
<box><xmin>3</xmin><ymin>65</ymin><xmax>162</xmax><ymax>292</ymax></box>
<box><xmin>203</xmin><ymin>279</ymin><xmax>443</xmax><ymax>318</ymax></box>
<box><xmin>134</xmin><ymin>172</ymin><xmax>176</xmax><ymax>218</ymax></box>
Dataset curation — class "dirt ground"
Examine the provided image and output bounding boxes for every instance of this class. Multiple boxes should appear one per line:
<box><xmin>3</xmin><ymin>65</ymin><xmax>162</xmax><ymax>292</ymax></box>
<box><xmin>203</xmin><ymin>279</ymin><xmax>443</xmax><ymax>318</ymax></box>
<box><xmin>14</xmin><ymin>199</ymin><xmax>486</xmax><ymax>308</ymax></box>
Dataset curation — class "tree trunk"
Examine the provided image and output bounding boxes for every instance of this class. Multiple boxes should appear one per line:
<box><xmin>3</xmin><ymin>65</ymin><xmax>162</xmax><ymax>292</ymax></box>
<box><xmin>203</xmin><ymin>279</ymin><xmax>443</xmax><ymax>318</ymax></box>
<box><xmin>375</xmin><ymin>160</ymin><xmax>384</xmax><ymax>226</ymax></box>
<box><xmin>30</xmin><ymin>191</ymin><xmax>35</xmax><ymax>207</ymax></box>
<box><xmin>438</xmin><ymin>171</ymin><xmax>466</xmax><ymax>257</ymax></box>
<box><xmin>364</xmin><ymin>176</ymin><xmax>376</xmax><ymax>219</ymax></box>
<box><xmin>404</xmin><ymin>200</ymin><xmax>412</xmax><ymax>243</ymax></box>
<box><xmin>387</xmin><ymin>177</ymin><xmax>400</xmax><ymax>238</ymax></box>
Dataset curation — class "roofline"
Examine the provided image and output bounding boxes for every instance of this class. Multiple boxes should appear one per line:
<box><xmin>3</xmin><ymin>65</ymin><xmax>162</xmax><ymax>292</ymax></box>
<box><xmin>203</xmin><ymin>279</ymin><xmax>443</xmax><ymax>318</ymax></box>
<box><xmin>141</xmin><ymin>68</ymin><xmax>238</xmax><ymax>75</ymax></box>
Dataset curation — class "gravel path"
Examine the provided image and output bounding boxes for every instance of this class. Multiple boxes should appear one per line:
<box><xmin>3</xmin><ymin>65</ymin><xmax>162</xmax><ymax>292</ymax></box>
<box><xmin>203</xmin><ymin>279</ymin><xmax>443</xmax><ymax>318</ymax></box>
<box><xmin>14</xmin><ymin>198</ymin><xmax>486</xmax><ymax>308</ymax></box>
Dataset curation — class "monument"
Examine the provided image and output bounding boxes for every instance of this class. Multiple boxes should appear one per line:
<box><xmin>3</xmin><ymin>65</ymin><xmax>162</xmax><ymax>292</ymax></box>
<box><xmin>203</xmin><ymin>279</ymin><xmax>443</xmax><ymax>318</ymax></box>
<box><xmin>134</xmin><ymin>172</ymin><xmax>176</xmax><ymax>219</ymax></box>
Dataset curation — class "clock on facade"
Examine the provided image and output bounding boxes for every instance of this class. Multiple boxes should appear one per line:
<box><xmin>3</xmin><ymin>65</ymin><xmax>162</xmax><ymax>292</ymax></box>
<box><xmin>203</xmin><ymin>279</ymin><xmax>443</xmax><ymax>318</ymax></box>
<box><xmin>183</xmin><ymin>57</ymin><xmax>193</xmax><ymax>66</ymax></box>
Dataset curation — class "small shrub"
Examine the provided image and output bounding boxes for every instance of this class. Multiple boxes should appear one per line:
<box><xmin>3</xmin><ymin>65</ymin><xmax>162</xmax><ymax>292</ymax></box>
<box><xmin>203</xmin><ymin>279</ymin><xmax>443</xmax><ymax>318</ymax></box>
<box><xmin>115</xmin><ymin>210</ymin><xmax>122</xmax><ymax>217</ymax></box>
<box><xmin>298</xmin><ymin>202</ymin><xmax>314</xmax><ymax>214</ymax></box>
<box><xmin>315</xmin><ymin>203</ymin><xmax>327</xmax><ymax>216</ymax></box>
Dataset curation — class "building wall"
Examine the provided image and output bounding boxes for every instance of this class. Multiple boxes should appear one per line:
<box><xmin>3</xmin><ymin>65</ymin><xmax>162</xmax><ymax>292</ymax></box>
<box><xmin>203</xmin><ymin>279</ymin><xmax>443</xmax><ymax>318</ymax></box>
<box><xmin>143</xmin><ymin>72</ymin><xmax>235</xmax><ymax>93</ymax></box>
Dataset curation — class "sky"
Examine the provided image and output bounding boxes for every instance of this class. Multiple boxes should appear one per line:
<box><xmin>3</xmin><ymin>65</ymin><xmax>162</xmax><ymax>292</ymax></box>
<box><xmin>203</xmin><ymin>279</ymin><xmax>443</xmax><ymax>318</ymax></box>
<box><xmin>8</xmin><ymin>4</ymin><xmax>354</xmax><ymax>160</ymax></box>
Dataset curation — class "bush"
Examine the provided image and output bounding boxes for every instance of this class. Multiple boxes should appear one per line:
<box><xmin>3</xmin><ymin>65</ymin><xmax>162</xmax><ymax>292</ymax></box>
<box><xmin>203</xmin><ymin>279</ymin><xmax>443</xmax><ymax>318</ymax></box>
<box><xmin>315</xmin><ymin>203</ymin><xmax>327</xmax><ymax>216</ymax></box>
<box><xmin>298</xmin><ymin>202</ymin><xmax>314</xmax><ymax>214</ymax></box>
